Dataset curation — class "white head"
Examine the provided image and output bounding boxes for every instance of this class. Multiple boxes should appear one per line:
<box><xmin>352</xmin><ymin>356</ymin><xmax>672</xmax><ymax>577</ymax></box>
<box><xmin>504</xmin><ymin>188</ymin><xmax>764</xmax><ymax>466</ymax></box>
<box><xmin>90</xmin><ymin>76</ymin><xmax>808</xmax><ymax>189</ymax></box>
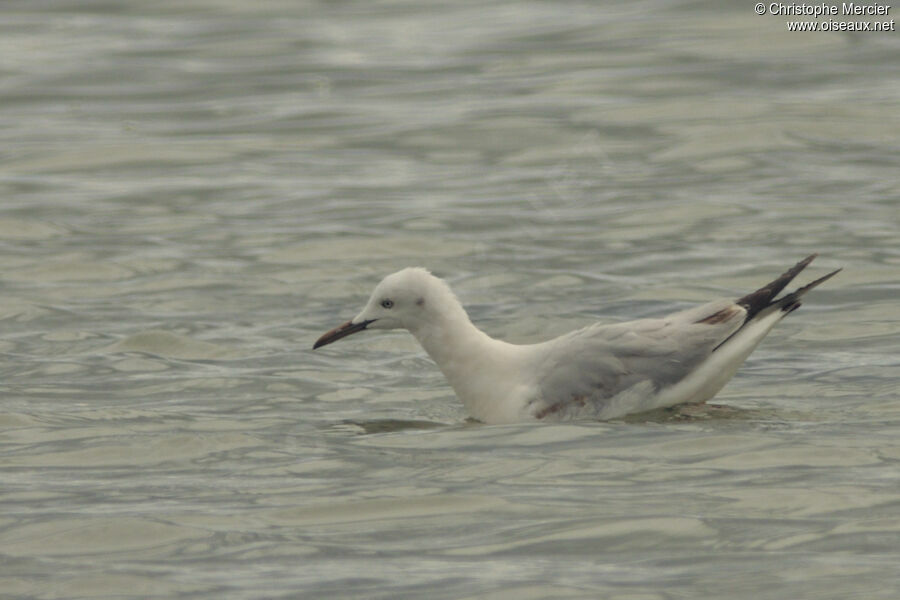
<box><xmin>313</xmin><ymin>268</ymin><xmax>466</xmax><ymax>349</ymax></box>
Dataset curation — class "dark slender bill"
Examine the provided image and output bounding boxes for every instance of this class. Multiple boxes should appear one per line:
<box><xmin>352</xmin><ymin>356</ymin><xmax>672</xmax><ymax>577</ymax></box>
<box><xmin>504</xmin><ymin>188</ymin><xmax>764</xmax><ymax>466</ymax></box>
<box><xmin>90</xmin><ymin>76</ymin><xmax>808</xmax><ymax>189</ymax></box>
<box><xmin>313</xmin><ymin>319</ymin><xmax>374</xmax><ymax>349</ymax></box>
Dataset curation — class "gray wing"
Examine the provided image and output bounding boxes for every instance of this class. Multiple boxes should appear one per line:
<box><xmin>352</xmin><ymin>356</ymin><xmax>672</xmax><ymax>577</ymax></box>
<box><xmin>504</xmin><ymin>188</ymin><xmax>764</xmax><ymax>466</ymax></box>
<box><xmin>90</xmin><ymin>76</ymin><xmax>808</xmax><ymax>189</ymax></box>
<box><xmin>529</xmin><ymin>298</ymin><xmax>745</xmax><ymax>419</ymax></box>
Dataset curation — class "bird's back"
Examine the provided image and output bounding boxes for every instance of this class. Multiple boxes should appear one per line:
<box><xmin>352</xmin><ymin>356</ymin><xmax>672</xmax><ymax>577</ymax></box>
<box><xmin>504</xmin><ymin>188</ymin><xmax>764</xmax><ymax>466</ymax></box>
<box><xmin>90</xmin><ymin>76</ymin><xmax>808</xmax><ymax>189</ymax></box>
<box><xmin>526</xmin><ymin>298</ymin><xmax>747</xmax><ymax>420</ymax></box>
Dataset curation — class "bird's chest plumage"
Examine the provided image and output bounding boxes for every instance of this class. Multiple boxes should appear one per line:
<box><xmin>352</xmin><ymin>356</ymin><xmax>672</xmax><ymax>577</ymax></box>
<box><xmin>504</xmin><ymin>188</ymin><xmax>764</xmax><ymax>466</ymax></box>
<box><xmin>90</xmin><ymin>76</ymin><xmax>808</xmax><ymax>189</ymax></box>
<box><xmin>441</xmin><ymin>356</ymin><xmax>532</xmax><ymax>424</ymax></box>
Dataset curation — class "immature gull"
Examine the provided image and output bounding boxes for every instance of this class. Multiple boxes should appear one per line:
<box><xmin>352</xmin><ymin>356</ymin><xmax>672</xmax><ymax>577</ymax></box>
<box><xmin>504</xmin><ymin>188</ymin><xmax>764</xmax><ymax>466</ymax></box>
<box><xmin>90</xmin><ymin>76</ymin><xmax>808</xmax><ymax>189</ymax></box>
<box><xmin>314</xmin><ymin>255</ymin><xmax>840</xmax><ymax>424</ymax></box>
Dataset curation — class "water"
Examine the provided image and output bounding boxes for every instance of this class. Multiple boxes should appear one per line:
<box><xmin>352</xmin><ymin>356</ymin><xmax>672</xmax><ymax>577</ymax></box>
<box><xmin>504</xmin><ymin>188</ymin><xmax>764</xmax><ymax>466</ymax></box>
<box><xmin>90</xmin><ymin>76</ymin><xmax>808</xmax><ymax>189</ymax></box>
<box><xmin>1</xmin><ymin>1</ymin><xmax>898</xmax><ymax>598</ymax></box>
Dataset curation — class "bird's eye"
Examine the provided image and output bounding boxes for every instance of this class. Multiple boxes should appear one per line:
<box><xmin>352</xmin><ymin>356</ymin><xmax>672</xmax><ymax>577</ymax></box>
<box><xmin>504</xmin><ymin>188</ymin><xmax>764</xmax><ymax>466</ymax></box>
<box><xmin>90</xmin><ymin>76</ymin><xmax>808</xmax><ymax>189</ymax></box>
<box><xmin>381</xmin><ymin>299</ymin><xmax>394</xmax><ymax>309</ymax></box>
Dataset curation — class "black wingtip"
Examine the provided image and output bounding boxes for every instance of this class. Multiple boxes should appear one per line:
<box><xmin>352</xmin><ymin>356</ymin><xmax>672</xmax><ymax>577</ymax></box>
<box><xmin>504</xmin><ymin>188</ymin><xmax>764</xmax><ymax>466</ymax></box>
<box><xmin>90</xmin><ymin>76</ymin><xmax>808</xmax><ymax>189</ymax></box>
<box><xmin>712</xmin><ymin>257</ymin><xmax>838</xmax><ymax>353</ymax></box>
<box><xmin>789</xmin><ymin>267</ymin><xmax>842</xmax><ymax>298</ymax></box>
<box><xmin>736</xmin><ymin>254</ymin><xmax>819</xmax><ymax>321</ymax></box>
<box><xmin>772</xmin><ymin>267</ymin><xmax>841</xmax><ymax>315</ymax></box>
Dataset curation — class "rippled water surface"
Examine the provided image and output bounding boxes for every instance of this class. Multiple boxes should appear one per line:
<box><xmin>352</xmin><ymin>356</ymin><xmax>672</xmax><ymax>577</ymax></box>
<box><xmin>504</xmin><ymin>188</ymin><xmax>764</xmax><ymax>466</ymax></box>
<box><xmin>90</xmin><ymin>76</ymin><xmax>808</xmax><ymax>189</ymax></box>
<box><xmin>1</xmin><ymin>1</ymin><xmax>899</xmax><ymax>598</ymax></box>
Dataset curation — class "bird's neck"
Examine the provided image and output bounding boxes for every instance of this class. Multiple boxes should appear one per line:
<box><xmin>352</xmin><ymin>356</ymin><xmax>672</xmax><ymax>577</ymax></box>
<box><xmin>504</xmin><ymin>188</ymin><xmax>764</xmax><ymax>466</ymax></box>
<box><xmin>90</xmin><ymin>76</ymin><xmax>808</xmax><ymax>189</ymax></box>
<box><xmin>410</xmin><ymin>308</ymin><xmax>527</xmax><ymax>422</ymax></box>
<box><xmin>412</xmin><ymin>310</ymin><xmax>492</xmax><ymax>369</ymax></box>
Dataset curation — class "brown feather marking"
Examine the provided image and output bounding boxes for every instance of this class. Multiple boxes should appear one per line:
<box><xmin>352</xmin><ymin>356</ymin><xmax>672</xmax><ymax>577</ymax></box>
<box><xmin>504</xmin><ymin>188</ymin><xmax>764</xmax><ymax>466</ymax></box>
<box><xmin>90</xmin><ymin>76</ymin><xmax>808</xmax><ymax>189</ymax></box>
<box><xmin>696</xmin><ymin>306</ymin><xmax>740</xmax><ymax>325</ymax></box>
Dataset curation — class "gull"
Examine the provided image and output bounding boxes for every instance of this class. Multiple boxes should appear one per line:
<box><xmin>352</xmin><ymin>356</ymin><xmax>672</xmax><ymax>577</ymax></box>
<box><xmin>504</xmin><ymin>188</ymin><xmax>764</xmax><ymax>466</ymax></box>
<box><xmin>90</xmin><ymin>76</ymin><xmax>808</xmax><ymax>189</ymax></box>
<box><xmin>313</xmin><ymin>255</ymin><xmax>840</xmax><ymax>424</ymax></box>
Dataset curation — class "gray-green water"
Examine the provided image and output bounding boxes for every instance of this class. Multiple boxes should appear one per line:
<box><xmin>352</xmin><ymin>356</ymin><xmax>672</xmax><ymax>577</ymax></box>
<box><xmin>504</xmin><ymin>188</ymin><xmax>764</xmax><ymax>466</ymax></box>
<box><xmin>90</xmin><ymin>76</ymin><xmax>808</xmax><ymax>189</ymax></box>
<box><xmin>1</xmin><ymin>1</ymin><xmax>899</xmax><ymax>598</ymax></box>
